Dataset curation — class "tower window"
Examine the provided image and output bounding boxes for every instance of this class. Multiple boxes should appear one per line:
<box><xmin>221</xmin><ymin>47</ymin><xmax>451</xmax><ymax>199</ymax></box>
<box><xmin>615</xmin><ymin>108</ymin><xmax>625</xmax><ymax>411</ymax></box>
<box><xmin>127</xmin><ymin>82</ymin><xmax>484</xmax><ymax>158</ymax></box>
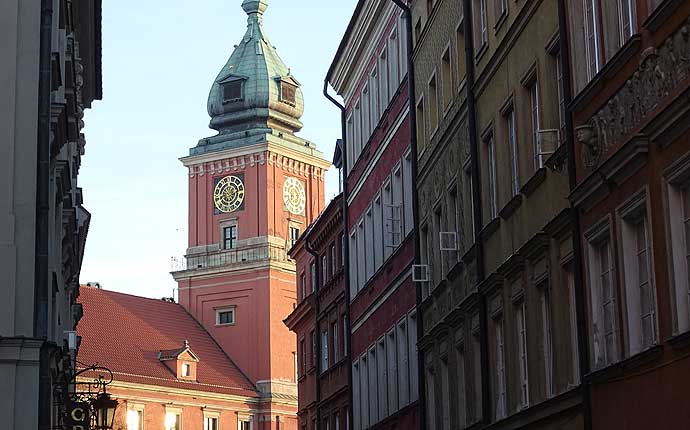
<box><xmin>216</xmin><ymin>307</ymin><xmax>236</xmax><ymax>326</ymax></box>
<box><xmin>223</xmin><ymin>225</ymin><xmax>237</xmax><ymax>250</ymax></box>
<box><xmin>222</xmin><ymin>81</ymin><xmax>243</xmax><ymax>103</ymax></box>
<box><xmin>289</xmin><ymin>226</ymin><xmax>301</xmax><ymax>247</ymax></box>
<box><xmin>281</xmin><ymin>81</ymin><xmax>297</xmax><ymax>105</ymax></box>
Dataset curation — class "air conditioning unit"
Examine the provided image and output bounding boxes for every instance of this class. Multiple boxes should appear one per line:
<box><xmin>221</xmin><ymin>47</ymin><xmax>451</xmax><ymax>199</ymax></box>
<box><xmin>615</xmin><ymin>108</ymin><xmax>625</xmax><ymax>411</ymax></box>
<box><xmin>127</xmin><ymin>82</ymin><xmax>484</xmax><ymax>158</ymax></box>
<box><xmin>537</xmin><ymin>129</ymin><xmax>560</xmax><ymax>166</ymax></box>
<box><xmin>412</xmin><ymin>264</ymin><xmax>430</xmax><ymax>282</ymax></box>
<box><xmin>439</xmin><ymin>232</ymin><xmax>458</xmax><ymax>251</ymax></box>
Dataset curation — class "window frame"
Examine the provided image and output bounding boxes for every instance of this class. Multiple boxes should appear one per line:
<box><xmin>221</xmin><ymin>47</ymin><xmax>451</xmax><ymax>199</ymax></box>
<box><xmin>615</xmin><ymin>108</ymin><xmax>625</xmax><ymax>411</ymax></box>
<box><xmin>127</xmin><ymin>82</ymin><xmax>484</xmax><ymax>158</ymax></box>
<box><xmin>215</xmin><ymin>306</ymin><xmax>237</xmax><ymax>326</ymax></box>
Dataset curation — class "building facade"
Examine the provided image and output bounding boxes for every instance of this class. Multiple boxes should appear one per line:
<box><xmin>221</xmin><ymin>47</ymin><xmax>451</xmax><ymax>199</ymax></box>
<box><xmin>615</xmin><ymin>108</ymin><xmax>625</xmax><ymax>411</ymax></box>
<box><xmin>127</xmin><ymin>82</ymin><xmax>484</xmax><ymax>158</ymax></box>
<box><xmin>77</xmin><ymin>286</ymin><xmax>264</xmax><ymax>430</ymax></box>
<box><xmin>327</xmin><ymin>1</ymin><xmax>420</xmax><ymax>429</ymax></box>
<box><xmin>0</xmin><ymin>0</ymin><xmax>102</xmax><ymax>429</ymax></box>
<box><xmin>170</xmin><ymin>0</ymin><xmax>331</xmax><ymax>426</ymax></box>
<box><xmin>567</xmin><ymin>0</ymin><xmax>690</xmax><ymax>427</ymax></box>
<box><xmin>284</xmin><ymin>193</ymin><xmax>348</xmax><ymax>430</ymax></box>
<box><xmin>412</xmin><ymin>0</ymin><xmax>583</xmax><ymax>428</ymax></box>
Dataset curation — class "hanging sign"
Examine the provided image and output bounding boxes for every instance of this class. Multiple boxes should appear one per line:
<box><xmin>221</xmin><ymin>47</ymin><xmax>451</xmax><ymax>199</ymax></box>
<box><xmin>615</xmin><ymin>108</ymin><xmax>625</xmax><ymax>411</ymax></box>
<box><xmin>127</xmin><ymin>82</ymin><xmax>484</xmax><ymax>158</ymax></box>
<box><xmin>66</xmin><ymin>401</ymin><xmax>91</xmax><ymax>430</ymax></box>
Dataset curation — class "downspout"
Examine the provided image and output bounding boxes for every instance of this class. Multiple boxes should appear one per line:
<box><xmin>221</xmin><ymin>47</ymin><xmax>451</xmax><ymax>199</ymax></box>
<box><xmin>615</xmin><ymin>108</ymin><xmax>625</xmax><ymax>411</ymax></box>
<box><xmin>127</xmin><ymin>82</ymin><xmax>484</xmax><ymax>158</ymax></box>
<box><xmin>462</xmin><ymin>0</ymin><xmax>491</xmax><ymax>423</ymax></box>
<box><xmin>557</xmin><ymin>1</ymin><xmax>593</xmax><ymax>429</ymax></box>
<box><xmin>305</xmin><ymin>239</ymin><xmax>322</xmax><ymax>427</ymax></box>
<box><xmin>36</xmin><ymin>0</ymin><xmax>53</xmax><ymax>429</ymax></box>
<box><xmin>322</xmin><ymin>80</ymin><xmax>352</xmax><ymax>430</ymax></box>
<box><xmin>388</xmin><ymin>1</ymin><xmax>425</xmax><ymax>428</ymax></box>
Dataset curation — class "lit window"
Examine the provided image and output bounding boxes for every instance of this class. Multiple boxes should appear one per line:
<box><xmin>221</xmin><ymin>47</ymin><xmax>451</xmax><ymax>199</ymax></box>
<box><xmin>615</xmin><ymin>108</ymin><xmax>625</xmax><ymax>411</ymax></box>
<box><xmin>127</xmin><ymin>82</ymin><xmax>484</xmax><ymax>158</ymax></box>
<box><xmin>165</xmin><ymin>411</ymin><xmax>181</xmax><ymax>430</ymax></box>
<box><xmin>127</xmin><ymin>409</ymin><xmax>143</xmax><ymax>430</ymax></box>
<box><xmin>204</xmin><ymin>416</ymin><xmax>218</xmax><ymax>430</ymax></box>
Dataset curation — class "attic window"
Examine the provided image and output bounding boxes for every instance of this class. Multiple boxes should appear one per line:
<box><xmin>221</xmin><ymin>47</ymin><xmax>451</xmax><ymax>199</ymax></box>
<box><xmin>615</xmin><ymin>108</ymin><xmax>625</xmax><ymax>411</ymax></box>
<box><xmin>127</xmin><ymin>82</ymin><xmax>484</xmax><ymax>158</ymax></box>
<box><xmin>280</xmin><ymin>81</ymin><xmax>297</xmax><ymax>106</ymax></box>
<box><xmin>223</xmin><ymin>81</ymin><xmax>243</xmax><ymax>103</ymax></box>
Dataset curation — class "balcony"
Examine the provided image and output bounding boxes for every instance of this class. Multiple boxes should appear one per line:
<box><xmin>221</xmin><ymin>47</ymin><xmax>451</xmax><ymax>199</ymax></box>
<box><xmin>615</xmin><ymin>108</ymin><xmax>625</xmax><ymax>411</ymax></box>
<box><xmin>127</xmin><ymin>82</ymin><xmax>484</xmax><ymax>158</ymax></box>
<box><xmin>171</xmin><ymin>243</ymin><xmax>293</xmax><ymax>273</ymax></box>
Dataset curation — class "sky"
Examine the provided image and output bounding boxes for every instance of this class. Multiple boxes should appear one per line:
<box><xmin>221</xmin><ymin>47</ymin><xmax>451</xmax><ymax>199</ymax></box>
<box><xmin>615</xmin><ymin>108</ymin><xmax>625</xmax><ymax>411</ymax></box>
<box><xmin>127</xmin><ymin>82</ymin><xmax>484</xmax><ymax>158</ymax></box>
<box><xmin>79</xmin><ymin>0</ymin><xmax>357</xmax><ymax>298</ymax></box>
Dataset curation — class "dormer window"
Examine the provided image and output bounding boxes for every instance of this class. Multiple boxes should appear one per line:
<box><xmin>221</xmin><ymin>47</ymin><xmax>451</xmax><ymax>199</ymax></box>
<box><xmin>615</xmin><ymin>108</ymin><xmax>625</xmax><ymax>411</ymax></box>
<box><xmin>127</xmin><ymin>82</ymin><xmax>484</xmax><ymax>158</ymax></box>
<box><xmin>280</xmin><ymin>81</ymin><xmax>297</xmax><ymax>105</ymax></box>
<box><xmin>158</xmin><ymin>340</ymin><xmax>199</xmax><ymax>380</ymax></box>
<box><xmin>223</xmin><ymin>81</ymin><xmax>243</xmax><ymax>103</ymax></box>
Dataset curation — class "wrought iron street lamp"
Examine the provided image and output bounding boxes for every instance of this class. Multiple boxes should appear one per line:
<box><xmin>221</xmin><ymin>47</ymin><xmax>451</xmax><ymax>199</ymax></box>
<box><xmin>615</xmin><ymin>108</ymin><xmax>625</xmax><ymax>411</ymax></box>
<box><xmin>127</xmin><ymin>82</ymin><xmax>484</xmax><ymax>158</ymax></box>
<box><xmin>92</xmin><ymin>392</ymin><xmax>118</xmax><ymax>430</ymax></box>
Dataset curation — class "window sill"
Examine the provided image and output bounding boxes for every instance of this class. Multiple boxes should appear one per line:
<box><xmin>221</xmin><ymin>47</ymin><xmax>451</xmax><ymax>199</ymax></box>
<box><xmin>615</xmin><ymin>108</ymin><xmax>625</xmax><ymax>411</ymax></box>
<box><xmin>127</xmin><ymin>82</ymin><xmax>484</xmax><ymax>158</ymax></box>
<box><xmin>447</xmin><ymin>259</ymin><xmax>464</xmax><ymax>281</ymax></box>
<box><xmin>570</xmin><ymin>35</ymin><xmax>641</xmax><ymax>114</ymax></box>
<box><xmin>215</xmin><ymin>322</ymin><xmax>236</xmax><ymax>327</ymax></box>
<box><xmin>544</xmin><ymin>144</ymin><xmax>568</xmax><ymax>172</ymax></box>
<box><xmin>643</xmin><ymin>0</ymin><xmax>685</xmax><ymax>31</ymax></box>
<box><xmin>668</xmin><ymin>331</ymin><xmax>690</xmax><ymax>350</ymax></box>
<box><xmin>520</xmin><ymin>167</ymin><xmax>547</xmax><ymax>197</ymax></box>
<box><xmin>480</xmin><ymin>216</ymin><xmax>501</xmax><ymax>240</ymax></box>
<box><xmin>475</xmin><ymin>42</ymin><xmax>488</xmax><ymax>64</ymax></box>
<box><xmin>586</xmin><ymin>344</ymin><xmax>663</xmax><ymax>384</ymax></box>
<box><xmin>499</xmin><ymin>194</ymin><xmax>523</xmax><ymax>220</ymax></box>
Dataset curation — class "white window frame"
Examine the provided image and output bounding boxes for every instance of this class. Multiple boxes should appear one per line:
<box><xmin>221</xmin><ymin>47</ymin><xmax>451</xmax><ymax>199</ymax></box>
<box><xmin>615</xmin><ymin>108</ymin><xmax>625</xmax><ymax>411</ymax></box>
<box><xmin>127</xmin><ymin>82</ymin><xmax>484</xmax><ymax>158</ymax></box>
<box><xmin>506</xmin><ymin>107</ymin><xmax>520</xmax><ymax>195</ymax></box>
<box><xmin>164</xmin><ymin>407</ymin><xmax>182</xmax><ymax>430</ymax></box>
<box><xmin>127</xmin><ymin>403</ymin><xmax>145</xmax><ymax>430</ymax></box>
<box><xmin>215</xmin><ymin>306</ymin><xmax>236</xmax><ymax>326</ymax></box>
<box><xmin>583</xmin><ymin>0</ymin><xmax>601</xmax><ymax>80</ymax></box>
<box><xmin>486</xmin><ymin>132</ymin><xmax>498</xmax><ymax>218</ymax></box>
<box><xmin>203</xmin><ymin>411</ymin><xmax>220</xmax><ymax>430</ymax></box>
<box><xmin>516</xmin><ymin>300</ymin><xmax>530</xmax><ymax>409</ymax></box>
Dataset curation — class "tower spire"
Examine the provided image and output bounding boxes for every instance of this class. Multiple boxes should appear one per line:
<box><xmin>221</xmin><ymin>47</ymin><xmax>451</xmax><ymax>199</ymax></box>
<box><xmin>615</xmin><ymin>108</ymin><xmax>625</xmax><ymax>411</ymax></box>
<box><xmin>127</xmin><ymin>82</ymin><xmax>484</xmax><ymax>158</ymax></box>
<box><xmin>241</xmin><ymin>0</ymin><xmax>268</xmax><ymax>16</ymax></box>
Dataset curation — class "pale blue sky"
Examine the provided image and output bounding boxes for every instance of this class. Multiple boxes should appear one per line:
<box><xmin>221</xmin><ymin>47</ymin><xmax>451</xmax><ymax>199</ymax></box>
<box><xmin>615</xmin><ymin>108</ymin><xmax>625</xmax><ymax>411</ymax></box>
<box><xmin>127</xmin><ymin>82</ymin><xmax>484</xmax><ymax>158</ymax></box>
<box><xmin>79</xmin><ymin>0</ymin><xmax>357</xmax><ymax>298</ymax></box>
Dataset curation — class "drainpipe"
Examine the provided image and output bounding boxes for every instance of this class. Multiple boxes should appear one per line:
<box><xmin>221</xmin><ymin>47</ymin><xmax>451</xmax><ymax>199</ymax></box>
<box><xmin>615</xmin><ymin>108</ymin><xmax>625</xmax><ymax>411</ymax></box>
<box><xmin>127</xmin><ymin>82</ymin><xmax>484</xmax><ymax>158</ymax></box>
<box><xmin>388</xmin><ymin>1</ymin><xmax>425</xmax><ymax>427</ymax></box>
<box><xmin>557</xmin><ymin>1</ymin><xmax>592</xmax><ymax>429</ymax></box>
<box><xmin>305</xmin><ymin>239</ymin><xmax>322</xmax><ymax>428</ymax></box>
<box><xmin>36</xmin><ymin>0</ymin><xmax>53</xmax><ymax>429</ymax></box>
<box><xmin>322</xmin><ymin>80</ymin><xmax>353</xmax><ymax>429</ymax></box>
<box><xmin>461</xmin><ymin>0</ymin><xmax>491</xmax><ymax>424</ymax></box>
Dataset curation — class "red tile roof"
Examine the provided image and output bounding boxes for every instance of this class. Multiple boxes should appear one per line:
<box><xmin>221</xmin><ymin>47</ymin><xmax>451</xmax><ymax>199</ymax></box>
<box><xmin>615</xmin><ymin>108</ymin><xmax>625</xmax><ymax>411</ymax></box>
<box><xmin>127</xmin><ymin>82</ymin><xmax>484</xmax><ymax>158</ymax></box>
<box><xmin>77</xmin><ymin>286</ymin><xmax>258</xmax><ymax>397</ymax></box>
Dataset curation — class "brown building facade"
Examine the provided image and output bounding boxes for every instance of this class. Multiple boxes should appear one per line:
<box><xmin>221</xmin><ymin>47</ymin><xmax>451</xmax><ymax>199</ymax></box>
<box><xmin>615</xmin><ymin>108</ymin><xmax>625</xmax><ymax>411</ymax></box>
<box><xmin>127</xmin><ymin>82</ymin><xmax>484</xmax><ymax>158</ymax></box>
<box><xmin>566</xmin><ymin>0</ymin><xmax>690</xmax><ymax>427</ymax></box>
<box><xmin>285</xmin><ymin>193</ymin><xmax>348</xmax><ymax>430</ymax></box>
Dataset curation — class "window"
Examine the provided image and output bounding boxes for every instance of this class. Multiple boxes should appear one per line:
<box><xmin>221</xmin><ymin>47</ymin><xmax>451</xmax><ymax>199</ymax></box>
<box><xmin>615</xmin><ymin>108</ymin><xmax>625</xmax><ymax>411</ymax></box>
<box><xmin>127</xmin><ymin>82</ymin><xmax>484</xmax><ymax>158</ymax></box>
<box><xmin>416</xmin><ymin>97</ymin><xmax>426</xmax><ymax>150</ymax></box>
<box><xmin>433</xmin><ymin>207</ymin><xmax>443</xmax><ymax>283</ymax></box>
<box><xmin>300</xmin><ymin>273</ymin><xmax>306</xmax><ymax>301</ymax></box>
<box><xmin>414</xmin><ymin>17</ymin><xmax>423</xmax><ymax>45</ymax></box>
<box><xmin>289</xmin><ymin>226</ymin><xmax>300</xmax><ymax>248</ymax></box>
<box><xmin>239</xmin><ymin>420</ymin><xmax>251</xmax><ymax>430</ymax></box>
<box><xmin>181</xmin><ymin>362</ymin><xmax>191</xmax><ymax>377</ymax></box>
<box><xmin>377</xmin><ymin>339</ymin><xmax>388</xmax><ymax>418</ymax></box>
<box><xmin>494</xmin><ymin>318</ymin><xmax>507</xmax><ymax>420</ymax></box>
<box><xmin>330</xmin><ymin>244</ymin><xmax>337</xmax><ymax>278</ymax></box>
<box><xmin>403</xmin><ymin>151</ymin><xmax>414</xmax><ymax>235</ymax></box>
<box><xmin>127</xmin><ymin>408</ymin><xmax>143</xmax><ymax>430</ymax></box>
<box><xmin>619</xmin><ymin>198</ymin><xmax>657</xmax><ymax>354</ymax></box>
<box><xmin>584</xmin><ymin>0</ymin><xmax>600</xmax><ymax>80</ymax></box>
<box><xmin>455</xmin><ymin>344</ymin><xmax>467</xmax><ymax>427</ymax></box>
<box><xmin>362</xmin><ymin>85</ymin><xmax>371</xmax><ymax>145</ymax></box>
<box><xmin>588</xmin><ymin>230</ymin><xmax>619</xmax><ymax>369</ymax></box>
<box><xmin>222</xmin><ymin>81</ymin><xmax>242</xmax><ymax>102</ymax></box>
<box><xmin>506</xmin><ymin>107</ymin><xmax>520</xmax><ymax>195</ymax></box>
<box><xmin>388</xmin><ymin>29</ymin><xmax>400</xmax><ymax>96</ymax></box>
<box><xmin>529</xmin><ymin>79</ymin><xmax>542</xmax><ymax>170</ymax></box>
<box><xmin>471</xmin><ymin>328</ymin><xmax>482</xmax><ymax>423</ymax></box>
<box><xmin>516</xmin><ymin>301</ymin><xmax>529</xmax><ymax>409</ymax></box>
<box><xmin>387</xmin><ymin>329</ymin><xmax>398</xmax><ymax>413</ymax></box>
<box><xmin>392</xmin><ymin>168</ymin><xmax>404</xmax><ymax>246</ymax></box>
<box><xmin>495</xmin><ymin>0</ymin><xmax>507</xmax><ymax>21</ymax></box>
<box><xmin>333</xmin><ymin>322</ymin><xmax>340</xmax><ymax>363</ymax></box>
<box><xmin>383</xmin><ymin>182</ymin><xmax>395</xmax><ymax>257</ymax></box>
<box><xmin>441</xmin><ymin>357</ymin><xmax>451</xmax><ymax>430</ymax></box>
<box><xmin>300</xmin><ymin>339</ymin><xmax>306</xmax><ymax>375</ymax></box>
<box><xmin>353</xmin><ymin>361</ymin><xmax>361</xmax><ymax>430</ymax></box>
<box><xmin>204</xmin><ymin>416</ymin><xmax>219</xmax><ymax>430</ymax></box>
<box><xmin>540</xmin><ymin>281</ymin><xmax>554</xmax><ymax>398</ymax></box>
<box><xmin>397</xmin><ymin>320</ymin><xmax>410</xmax><ymax>406</ymax></box>
<box><xmin>340</xmin><ymin>233</ymin><xmax>345</xmax><ymax>268</ymax></box>
<box><xmin>353</xmin><ymin>101</ymin><xmax>362</xmax><ymax>159</ymax></box>
<box><xmin>223</xmin><ymin>225</ymin><xmax>237</xmax><ymax>250</ymax></box>
<box><xmin>311</xmin><ymin>261</ymin><xmax>317</xmax><ymax>293</ymax></box>
<box><xmin>344</xmin><ymin>315</ymin><xmax>349</xmax><ymax>357</ymax></box>
<box><xmin>365</xmin><ymin>207</ymin><xmax>374</xmax><ymax>281</ymax></box>
<box><xmin>565</xmin><ymin>263</ymin><xmax>581</xmax><ymax>385</ymax></box>
<box><xmin>346</xmin><ymin>114</ymin><xmax>354</xmax><ymax>173</ymax></box>
<box><xmin>165</xmin><ymin>410</ymin><xmax>181</xmax><ymax>430</ymax></box>
<box><xmin>349</xmin><ymin>231</ymin><xmax>358</xmax><ymax>298</ymax></box>
<box><xmin>216</xmin><ymin>307</ymin><xmax>236</xmax><ymax>326</ymax></box>
<box><xmin>408</xmin><ymin>312</ymin><xmax>419</xmax><ymax>402</ymax></box>
<box><xmin>456</xmin><ymin>22</ymin><xmax>466</xmax><ymax>84</ymax></box>
<box><xmin>322</xmin><ymin>254</ymin><xmax>328</xmax><ymax>286</ymax></box>
<box><xmin>311</xmin><ymin>330</ymin><xmax>317</xmax><ymax>367</ymax></box>
<box><xmin>426</xmin><ymin>362</ymin><xmax>437</xmax><ymax>430</ymax></box>
<box><xmin>448</xmin><ymin>187</ymin><xmax>460</xmax><ymax>266</ymax></box>
<box><xmin>667</xmin><ymin>171</ymin><xmax>690</xmax><ymax>334</ymax></box>
<box><xmin>442</xmin><ymin>49</ymin><xmax>452</xmax><ymax>109</ymax></box>
<box><xmin>280</xmin><ymin>81</ymin><xmax>297</xmax><ymax>105</ymax></box>
<box><xmin>475</xmin><ymin>0</ymin><xmax>488</xmax><ymax>50</ymax></box>
<box><xmin>421</xmin><ymin>225</ymin><xmax>431</xmax><ymax>299</ymax></box>
<box><xmin>357</xmin><ymin>220</ymin><xmax>366</xmax><ymax>290</ymax></box>
<box><xmin>322</xmin><ymin>329</ymin><xmax>329</xmax><ymax>372</ymax></box>
<box><xmin>556</xmin><ymin>53</ymin><xmax>566</xmax><ymax>141</ymax></box>
<box><xmin>370</xmin><ymin>69</ymin><xmax>379</xmax><ymax>127</ymax></box>
<box><xmin>374</xmin><ymin>195</ymin><xmax>384</xmax><ymax>270</ymax></box>
<box><xmin>618</xmin><ymin>0</ymin><xmax>635</xmax><ymax>45</ymax></box>
<box><xmin>464</xmin><ymin>161</ymin><xmax>475</xmax><ymax>242</ymax></box>
<box><xmin>360</xmin><ymin>354</ymin><xmax>370</xmax><ymax>428</ymax></box>
<box><xmin>428</xmin><ymin>75</ymin><xmax>439</xmax><ymax>133</ymax></box>
<box><xmin>335</xmin><ymin>413</ymin><xmax>340</xmax><ymax>430</ymax></box>
<box><xmin>486</xmin><ymin>132</ymin><xmax>498</xmax><ymax>219</ymax></box>
<box><xmin>399</xmin><ymin>13</ymin><xmax>408</xmax><ymax>77</ymax></box>
<box><xmin>379</xmin><ymin>49</ymin><xmax>389</xmax><ymax>110</ymax></box>
<box><xmin>368</xmin><ymin>347</ymin><xmax>379</xmax><ymax>423</ymax></box>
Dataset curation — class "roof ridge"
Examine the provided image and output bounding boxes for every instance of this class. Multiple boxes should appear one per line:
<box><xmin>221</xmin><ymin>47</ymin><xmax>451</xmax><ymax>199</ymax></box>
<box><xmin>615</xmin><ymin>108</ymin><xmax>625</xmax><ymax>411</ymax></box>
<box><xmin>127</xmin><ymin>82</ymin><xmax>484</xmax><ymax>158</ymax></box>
<box><xmin>81</xmin><ymin>285</ymin><xmax>180</xmax><ymax>306</ymax></box>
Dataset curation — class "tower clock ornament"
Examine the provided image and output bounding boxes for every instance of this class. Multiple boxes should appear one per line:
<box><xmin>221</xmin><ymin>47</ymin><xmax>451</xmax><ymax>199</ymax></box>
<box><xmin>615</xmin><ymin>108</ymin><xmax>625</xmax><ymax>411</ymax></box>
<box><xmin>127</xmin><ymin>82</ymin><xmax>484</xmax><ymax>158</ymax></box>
<box><xmin>283</xmin><ymin>177</ymin><xmax>306</xmax><ymax>214</ymax></box>
<box><xmin>214</xmin><ymin>175</ymin><xmax>245</xmax><ymax>213</ymax></box>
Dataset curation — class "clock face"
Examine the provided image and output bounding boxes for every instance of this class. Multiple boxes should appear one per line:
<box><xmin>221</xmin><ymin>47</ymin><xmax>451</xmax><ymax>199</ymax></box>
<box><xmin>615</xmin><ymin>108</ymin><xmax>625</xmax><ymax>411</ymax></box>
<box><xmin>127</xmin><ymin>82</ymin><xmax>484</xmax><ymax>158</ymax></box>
<box><xmin>283</xmin><ymin>177</ymin><xmax>306</xmax><ymax>215</ymax></box>
<box><xmin>214</xmin><ymin>175</ymin><xmax>245</xmax><ymax>213</ymax></box>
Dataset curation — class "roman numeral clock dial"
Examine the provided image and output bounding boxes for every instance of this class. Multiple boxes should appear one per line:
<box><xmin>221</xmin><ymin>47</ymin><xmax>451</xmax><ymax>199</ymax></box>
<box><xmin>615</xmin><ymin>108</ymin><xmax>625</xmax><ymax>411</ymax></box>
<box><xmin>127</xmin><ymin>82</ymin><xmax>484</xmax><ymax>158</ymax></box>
<box><xmin>214</xmin><ymin>175</ymin><xmax>245</xmax><ymax>213</ymax></box>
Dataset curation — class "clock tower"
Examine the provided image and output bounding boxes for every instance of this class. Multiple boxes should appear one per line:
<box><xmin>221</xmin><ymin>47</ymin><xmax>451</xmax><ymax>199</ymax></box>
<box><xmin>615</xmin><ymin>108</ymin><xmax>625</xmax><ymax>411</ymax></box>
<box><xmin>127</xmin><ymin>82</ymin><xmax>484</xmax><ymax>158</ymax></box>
<box><xmin>172</xmin><ymin>0</ymin><xmax>330</xmax><ymax>414</ymax></box>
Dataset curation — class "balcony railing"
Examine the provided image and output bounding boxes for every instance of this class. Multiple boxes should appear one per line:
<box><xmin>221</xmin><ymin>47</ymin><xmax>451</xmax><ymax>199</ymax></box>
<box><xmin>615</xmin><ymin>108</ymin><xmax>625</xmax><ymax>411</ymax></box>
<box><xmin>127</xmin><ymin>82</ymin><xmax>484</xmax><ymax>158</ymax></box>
<box><xmin>171</xmin><ymin>244</ymin><xmax>292</xmax><ymax>272</ymax></box>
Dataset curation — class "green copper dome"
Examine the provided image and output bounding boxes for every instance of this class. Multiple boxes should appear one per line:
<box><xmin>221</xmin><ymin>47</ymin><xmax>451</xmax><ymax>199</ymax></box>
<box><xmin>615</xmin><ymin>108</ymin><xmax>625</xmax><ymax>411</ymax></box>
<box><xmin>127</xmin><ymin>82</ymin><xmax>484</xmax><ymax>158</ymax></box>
<box><xmin>206</xmin><ymin>0</ymin><xmax>305</xmax><ymax>135</ymax></box>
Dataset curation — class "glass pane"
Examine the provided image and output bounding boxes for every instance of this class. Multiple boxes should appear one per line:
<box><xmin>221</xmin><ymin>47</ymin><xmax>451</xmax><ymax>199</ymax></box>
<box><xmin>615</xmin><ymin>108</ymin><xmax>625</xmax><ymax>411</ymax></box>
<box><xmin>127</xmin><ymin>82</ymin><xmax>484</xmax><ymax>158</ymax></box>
<box><xmin>605</xmin><ymin>333</ymin><xmax>615</xmax><ymax>361</ymax></box>
<box><xmin>604</xmin><ymin>302</ymin><xmax>614</xmax><ymax>332</ymax></box>
<box><xmin>638</xmin><ymin>252</ymin><xmax>648</xmax><ymax>284</ymax></box>
<box><xmin>642</xmin><ymin>315</ymin><xmax>654</xmax><ymax>347</ymax></box>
